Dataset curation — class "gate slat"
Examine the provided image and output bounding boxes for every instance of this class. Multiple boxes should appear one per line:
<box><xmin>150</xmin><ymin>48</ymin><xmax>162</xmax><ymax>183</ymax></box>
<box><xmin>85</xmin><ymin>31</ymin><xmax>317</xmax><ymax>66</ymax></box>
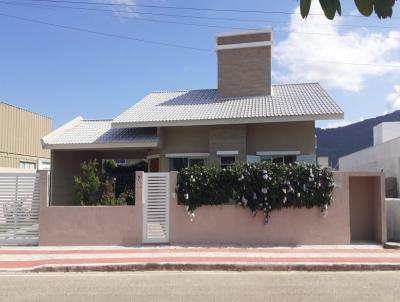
<box><xmin>142</xmin><ymin>173</ymin><xmax>170</xmax><ymax>244</ymax></box>
<box><xmin>0</xmin><ymin>172</ymin><xmax>41</xmax><ymax>245</ymax></box>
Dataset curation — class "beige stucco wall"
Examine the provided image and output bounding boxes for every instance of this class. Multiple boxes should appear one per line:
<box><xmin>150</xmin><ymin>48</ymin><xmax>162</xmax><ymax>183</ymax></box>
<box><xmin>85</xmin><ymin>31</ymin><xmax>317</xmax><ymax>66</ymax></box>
<box><xmin>0</xmin><ymin>102</ymin><xmax>51</xmax><ymax>168</ymax></box>
<box><xmin>51</xmin><ymin>149</ymin><xmax>148</xmax><ymax>205</ymax></box>
<box><xmin>157</xmin><ymin>122</ymin><xmax>315</xmax><ymax>171</ymax></box>
<box><xmin>247</xmin><ymin>121</ymin><xmax>315</xmax><ymax>155</ymax></box>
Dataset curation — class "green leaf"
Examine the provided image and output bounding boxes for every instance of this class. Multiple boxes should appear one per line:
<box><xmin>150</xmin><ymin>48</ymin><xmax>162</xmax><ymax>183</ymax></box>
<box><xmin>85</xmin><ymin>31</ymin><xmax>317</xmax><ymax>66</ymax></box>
<box><xmin>319</xmin><ymin>0</ymin><xmax>342</xmax><ymax>20</ymax></box>
<box><xmin>300</xmin><ymin>0</ymin><xmax>312</xmax><ymax>18</ymax></box>
<box><xmin>374</xmin><ymin>0</ymin><xmax>395</xmax><ymax>19</ymax></box>
<box><xmin>355</xmin><ymin>0</ymin><xmax>374</xmax><ymax>16</ymax></box>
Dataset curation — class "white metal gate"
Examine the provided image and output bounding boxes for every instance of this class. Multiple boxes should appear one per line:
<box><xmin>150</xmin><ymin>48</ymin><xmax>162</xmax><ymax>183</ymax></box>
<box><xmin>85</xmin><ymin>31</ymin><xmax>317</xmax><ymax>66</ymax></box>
<box><xmin>0</xmin><ymin>172</ymin><xmax>41</xmax><ymax>245</ymax></box>
<box><xmin>142</xmin><ymin>172</ymin><xmax>170</xmax><ymax>244</ymax></box>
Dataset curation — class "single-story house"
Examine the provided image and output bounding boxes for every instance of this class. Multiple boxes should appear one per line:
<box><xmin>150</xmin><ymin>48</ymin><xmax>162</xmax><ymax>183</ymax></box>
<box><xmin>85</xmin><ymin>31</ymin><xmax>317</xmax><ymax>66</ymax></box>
<box><xmin>42</xmin><ymin>28</ymin><xmax>344</xmax><ymax>205</ymax></box>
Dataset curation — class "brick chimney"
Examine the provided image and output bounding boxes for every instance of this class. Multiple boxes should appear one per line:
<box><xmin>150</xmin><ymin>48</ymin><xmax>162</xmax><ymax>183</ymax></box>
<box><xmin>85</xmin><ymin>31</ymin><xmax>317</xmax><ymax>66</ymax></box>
<box><xmin>216</xmin><ymin>29</ymin><xmax>272</xmax><ymax>97</ymax></box>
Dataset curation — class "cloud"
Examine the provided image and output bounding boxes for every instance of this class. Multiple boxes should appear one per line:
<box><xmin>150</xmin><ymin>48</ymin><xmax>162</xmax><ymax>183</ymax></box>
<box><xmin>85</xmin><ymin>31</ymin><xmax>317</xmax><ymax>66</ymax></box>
<box><xmin>108</xmin><ymin>0</ymin><xmax>137</xmax><ymax>17</ymax></box>
<box><xmin>324</xmin><ymin>120</ymin><xmax>352</xmax><ymax>129</ymax></box>
<box><xmin>274</xmin><ymin>2</ymin><xmax>400</xmax><ymax>92</ymax></box>
<box><xmin>386</xmin><ymin>85</ymin><xmax>400</xmax><ymax>113</ymax></box>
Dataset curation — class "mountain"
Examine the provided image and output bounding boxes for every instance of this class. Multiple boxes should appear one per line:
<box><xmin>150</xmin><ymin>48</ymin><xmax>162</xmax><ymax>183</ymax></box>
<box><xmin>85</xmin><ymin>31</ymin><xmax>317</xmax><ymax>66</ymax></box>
<box><xmin>316</xmin><ymin>110</ymin><xmax>400</xmax><ymax>168</ymax></box>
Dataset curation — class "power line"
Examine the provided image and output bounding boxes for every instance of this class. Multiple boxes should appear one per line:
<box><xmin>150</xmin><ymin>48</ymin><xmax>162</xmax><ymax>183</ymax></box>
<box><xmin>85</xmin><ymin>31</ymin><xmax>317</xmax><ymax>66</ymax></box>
<box><xmin>2</xmin><ymin>1</ymin><xmax>400</xmax><ymax>40</ymax></box>
<box><xmin>0</xmin><ymin>11</ymin><xmax>399</xmax><ymax>70</ymax></box>
<box><xmin>23</xmin><ymin>0</ymin><xmax>400</xmax><ymax>19</ymax></box>
<box><xmin>3</xmin><ymin>0</ymin><xmax>400</xmax><ymax>31</ymax></box>
<box><xmin>0</xmin><ymin>12</ymin><xmax>213</xmax><ymax>52</ymax></box>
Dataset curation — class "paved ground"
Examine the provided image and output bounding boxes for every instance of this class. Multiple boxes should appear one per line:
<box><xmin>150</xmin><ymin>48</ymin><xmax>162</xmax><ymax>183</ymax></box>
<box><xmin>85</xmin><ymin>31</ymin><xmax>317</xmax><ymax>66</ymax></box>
<box><xmin>1</xmin><ymin>271</ymin><xmax>400</xmax><ymax>301</ymax></box>
<box><xmin>0</xmin><ymin>245</ymin><xmax>400</xmax><ymax>272</ymax></box>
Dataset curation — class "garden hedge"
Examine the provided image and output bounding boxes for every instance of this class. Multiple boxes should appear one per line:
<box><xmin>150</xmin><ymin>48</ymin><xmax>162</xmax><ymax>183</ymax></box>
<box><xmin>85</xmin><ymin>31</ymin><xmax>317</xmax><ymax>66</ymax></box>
<box><xmin>177</xmin><ymin>162</ymin><xmax>335</xmax><ymax>224</ymax></box>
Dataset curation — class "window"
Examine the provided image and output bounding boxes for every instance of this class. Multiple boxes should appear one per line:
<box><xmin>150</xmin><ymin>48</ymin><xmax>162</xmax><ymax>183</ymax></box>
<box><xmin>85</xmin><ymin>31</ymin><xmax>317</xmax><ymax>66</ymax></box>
<box><xmin>170</xmin><ymin>158</ymin><xmax>205</xmax><ymax>171</ymax></box>
<box><xmin>19</xmin><ymin>161</ymin><xmax>36</xmax><ymax>170</ymax></box>
<box><xmin>260</xmin><ymin>155</ymin><xmax>296</xmax><ymax>164</ymax></box>
<box><xmin>220</xmin><ymin>156</ymin><xmax>235</xmax><ymax>169</ymax></box>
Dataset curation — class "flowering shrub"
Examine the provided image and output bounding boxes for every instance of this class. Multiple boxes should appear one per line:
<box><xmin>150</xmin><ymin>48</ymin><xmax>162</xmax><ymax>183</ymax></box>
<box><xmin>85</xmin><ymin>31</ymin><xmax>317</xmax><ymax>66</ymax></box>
<box><xmin>177</xmin><ymin>162</ymin><xmax>335</xmax><ymax>224</ymax></box>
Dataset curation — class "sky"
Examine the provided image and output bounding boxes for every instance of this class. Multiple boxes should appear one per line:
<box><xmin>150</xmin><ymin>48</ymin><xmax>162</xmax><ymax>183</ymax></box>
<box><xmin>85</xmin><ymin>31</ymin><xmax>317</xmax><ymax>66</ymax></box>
<box><xmin>0</xmin><ymin>0</ymin><xmax>399</xmax><ymax>129</ymax></box>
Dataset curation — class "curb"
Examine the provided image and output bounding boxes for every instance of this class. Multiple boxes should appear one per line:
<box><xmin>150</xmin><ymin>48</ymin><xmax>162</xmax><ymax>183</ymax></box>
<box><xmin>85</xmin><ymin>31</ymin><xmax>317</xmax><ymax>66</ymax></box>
<box><xmin>4</xmin><ymin>263</ymin><xmax>400</xmax><ymax>273</ymax></box>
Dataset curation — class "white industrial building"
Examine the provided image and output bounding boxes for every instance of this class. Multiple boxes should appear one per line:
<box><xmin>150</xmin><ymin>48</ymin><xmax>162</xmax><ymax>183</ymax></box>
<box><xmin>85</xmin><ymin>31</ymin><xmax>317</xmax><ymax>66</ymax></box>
<box><xmin>339</xmin><ymin>122</ymin><xmax>400</xmax><ymax>197</ymax></box>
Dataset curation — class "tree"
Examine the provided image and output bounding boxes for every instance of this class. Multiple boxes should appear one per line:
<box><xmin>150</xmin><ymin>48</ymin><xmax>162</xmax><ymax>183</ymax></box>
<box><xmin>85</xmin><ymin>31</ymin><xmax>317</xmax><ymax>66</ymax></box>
<box><xmin>74</xmin><ymin>159</ymin><xmax>101</xmax><ymax>206</ymax></box>
<box><xmin>300</xmin><ymin>0</ymin><xmax>396</xmax><ymax>20</ymax></box>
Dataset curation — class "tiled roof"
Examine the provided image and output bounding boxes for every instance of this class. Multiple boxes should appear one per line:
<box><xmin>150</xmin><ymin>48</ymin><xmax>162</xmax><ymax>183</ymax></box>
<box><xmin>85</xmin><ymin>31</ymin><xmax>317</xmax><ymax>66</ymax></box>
<box><xmin>112</xmin><ymin>83</ymin><xmax>343</xmax><ymax>128</ymax></box>
<box><xmin>42</xmin><ymin>119</ymin><xmax>158</xmax><ymax>148</ymax></box>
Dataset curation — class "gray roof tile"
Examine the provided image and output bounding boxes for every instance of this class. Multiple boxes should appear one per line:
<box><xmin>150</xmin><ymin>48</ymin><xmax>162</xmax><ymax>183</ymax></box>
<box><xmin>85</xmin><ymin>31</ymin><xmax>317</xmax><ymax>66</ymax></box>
<box><xmin>112</xmin><ymin>83</ymin><xmax>343</xmax><ymax>127</ymax></box>
<box><xmin>43</xmin><ymin>119</ymin><xmax>158</xmax><ymax>146</ymax></box>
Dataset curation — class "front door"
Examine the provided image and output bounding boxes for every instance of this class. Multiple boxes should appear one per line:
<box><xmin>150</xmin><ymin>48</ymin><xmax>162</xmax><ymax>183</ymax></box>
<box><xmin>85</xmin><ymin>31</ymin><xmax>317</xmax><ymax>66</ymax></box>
<box><xmin>149</xmin><ymin>158</ymin><xmax>159</xmax><ymax>172</ymax></box>
<box><xmin>142</xmin><ymin>172</ymin><xmax>170</xmax><ymax>244</ymax></box>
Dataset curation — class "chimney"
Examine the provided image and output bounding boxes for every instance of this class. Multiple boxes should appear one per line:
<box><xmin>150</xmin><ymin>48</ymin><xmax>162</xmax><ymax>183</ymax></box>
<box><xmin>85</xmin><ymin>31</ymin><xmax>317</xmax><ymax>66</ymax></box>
<box><xmin>216</xmin><ymin>28</ymin><xmax>272</xmax><ymax>98</ymax></box>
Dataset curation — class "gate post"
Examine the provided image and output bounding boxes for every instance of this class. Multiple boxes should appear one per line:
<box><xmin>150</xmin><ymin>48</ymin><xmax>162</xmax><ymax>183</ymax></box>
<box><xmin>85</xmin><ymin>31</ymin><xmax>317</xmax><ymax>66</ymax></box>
<box><xmin>135</xmin><ymin>171</ymin><xmax>144</xmax><ymax>244</ymax></box>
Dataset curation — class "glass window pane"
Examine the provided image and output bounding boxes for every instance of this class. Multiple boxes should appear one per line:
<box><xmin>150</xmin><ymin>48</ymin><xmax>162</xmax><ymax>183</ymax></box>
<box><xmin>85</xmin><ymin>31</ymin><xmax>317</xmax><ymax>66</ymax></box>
<box><xmin>189</xmin><ymin>158</ymin><xmax>204</xmax><ymax>167</ymax></box>
<box><xmin>220</xmin><ymin>156</ymin><xmax>235</xmax><ymax>168</ymax></box>
<box><xmin>284</xmin><ymin>155</ymin><xmax>296</xmax><ymax>164</ymax></box>
<box><xmin>170</xmin><ymin>158</ymin><xmax>188</xmax><ymax>171</ymax></box>
<box><xmin>272</xmin><ymin>156</ymin><xmax>284</xmax><ymax>164</ymax></box>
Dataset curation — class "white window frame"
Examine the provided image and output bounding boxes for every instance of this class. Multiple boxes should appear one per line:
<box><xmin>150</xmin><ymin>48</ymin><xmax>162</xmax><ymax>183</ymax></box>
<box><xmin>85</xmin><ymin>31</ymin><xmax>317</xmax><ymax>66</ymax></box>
<box><xmin>257</xmin><ymin>151</ymin><xmax>300</xmax><ymax>164</ymax></box>
<box><xmin>19</xmin><ymin>161</ymin><xmax>36</xmax><ymax>170</ymax></box>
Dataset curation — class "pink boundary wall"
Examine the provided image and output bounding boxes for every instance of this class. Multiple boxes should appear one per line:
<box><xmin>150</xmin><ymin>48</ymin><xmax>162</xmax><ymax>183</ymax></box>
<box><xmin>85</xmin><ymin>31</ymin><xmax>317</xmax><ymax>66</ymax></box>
<box><xmin>39</xmin><ymin>171</ymin><xmax>143</xmax><ymax>246</ymax></box>
<box><xmin>38</xmin><ymin>171</ymin><xmax>386</xmax><ymax>246</ymax></box>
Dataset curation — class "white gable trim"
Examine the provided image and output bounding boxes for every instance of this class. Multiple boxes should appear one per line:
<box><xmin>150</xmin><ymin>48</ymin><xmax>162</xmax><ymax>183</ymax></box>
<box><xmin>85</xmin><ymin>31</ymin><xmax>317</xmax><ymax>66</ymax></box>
<box><xmin>41</xmin><ymin>116</ymin><xmax>83</xmax><ymax>147</ymax></box>
<box><xmin>217</xmin><ymin>150</ymin><xmax>239</xmax><ymax>156</ymax></box>
<box><xmin>43</xmin><ymin>141</ymin><xmax>158</xmax><ymax>150</ymax></box>
<box><xmin>256</xmin><ymin>151</ymin><xmax>301</xmax><ymax>156</ymax></box>
<box><xmin>217</xmin><ymin>41</ymin><xmax>273</xmax><ymax>51</ymax></box>
<box><xmin>111</xmin><ymin>113</ymin><xmax>344</xmax><ymax>129</ymax></box>
<box><xmin>165</xmin><ymin>153</ymin><xmax>210</xmax><ymax>158</ymax></box>
<box><xmin>216</xmin><ymin>28</ymin><xmax>272</xmax><ymax>38</ymax></box>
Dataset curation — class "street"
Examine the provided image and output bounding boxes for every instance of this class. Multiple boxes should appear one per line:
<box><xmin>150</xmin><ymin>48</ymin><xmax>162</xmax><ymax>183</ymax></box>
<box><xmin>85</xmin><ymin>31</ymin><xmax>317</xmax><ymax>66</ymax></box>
<box><xmin>0</xmin><ymin>271</ymin><xmax>399</xmax><ymax>301</ymax></box>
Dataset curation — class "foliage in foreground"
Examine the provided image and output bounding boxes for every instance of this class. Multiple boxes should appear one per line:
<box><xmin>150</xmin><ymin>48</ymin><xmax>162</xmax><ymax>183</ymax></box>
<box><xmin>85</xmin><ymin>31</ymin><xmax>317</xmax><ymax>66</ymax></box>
<box><xmin>74</xmin><ymin>159</ymin><xmax>134</xmax><ymax>206</ymax></box>
<box><xmin>177</xmin><ymin>162</ymin><xmax>335</xmax><ymax>223</ymax></box>
<box><xmin>299</xmin><ymin>0</ymin><xmax>396</xmax><ymax>20</ymax></box>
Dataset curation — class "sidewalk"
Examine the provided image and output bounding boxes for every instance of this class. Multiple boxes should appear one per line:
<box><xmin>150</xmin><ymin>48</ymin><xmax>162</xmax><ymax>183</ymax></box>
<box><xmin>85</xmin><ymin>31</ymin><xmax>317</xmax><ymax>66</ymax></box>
<box><xmin>1</xmin><ymin>245</ymin><xmax>400</xmax><ymax>272</ymax></box>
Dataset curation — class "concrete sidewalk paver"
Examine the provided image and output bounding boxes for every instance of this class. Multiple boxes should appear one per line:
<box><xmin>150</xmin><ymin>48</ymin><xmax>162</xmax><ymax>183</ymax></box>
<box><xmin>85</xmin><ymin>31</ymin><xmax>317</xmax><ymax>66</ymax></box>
<box><xmin>1</xmin><ymin>245</ymin><xmax>400</xmax><ymax>272</ymax></box>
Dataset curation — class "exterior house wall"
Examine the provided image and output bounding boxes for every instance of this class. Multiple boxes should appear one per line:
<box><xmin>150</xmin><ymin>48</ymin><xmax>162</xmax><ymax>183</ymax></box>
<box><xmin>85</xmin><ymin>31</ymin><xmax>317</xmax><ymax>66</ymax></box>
<box><xmin>208</xmin><ymin>124</ymin><xmax>247</xmax><ymax>165</ymax></box>
<box><xmin>0</xmin><ymin>103</ymin><xmax>51</xmax><ymax>169</ymax></box>
<box><xmin>373</xmin><ymin>122</ymin><xmax>400</xmax><ymax>145</ymax></box>
<box><xmin>339</xmin><ymin>138</ymin><xmax>400</xmax><ymax>197</ymax></box>
<box><xmin>246</xmin><ymin>121</ymin><xmax>315</xmax><ymax>155</ymax></box>
<box><xmin>159</xmin><ymin>126</ymin><xmax>210</xmax><ymax>171</ymax></box>
<box><xmin>157</xmin><ymin>122</ymin><xmax>316</xmax><ymax>171</ymax></box>
<box><xmin>217</xmin><ymin>47</ymin><xmax>271</xmax><ymax>97</ymax></box>
<box><xmin>51</xmin><ymin>149</ymin><xmax>148</xmax><ymax>205</ymax></box>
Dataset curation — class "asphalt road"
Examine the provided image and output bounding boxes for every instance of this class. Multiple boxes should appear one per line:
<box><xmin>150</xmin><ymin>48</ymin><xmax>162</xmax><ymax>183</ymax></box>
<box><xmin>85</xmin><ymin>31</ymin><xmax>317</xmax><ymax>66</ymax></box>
<box><xmin>1</xmin><ymin>271</ymin><xmax>400</xmax><ymax>302</ymax></box>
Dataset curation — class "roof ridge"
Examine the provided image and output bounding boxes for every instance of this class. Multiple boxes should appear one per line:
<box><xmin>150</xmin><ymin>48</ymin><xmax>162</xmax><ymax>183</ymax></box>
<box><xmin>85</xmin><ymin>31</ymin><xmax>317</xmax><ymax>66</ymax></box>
<box><xmin>149</xmin><ymin>83</ymin><xmax>321</xmax><ymax>94</ymax></box>
<box><xmin>82</xmin><ymin>118</ymin><xmax>112</xmax><ymax>122</ymax></box>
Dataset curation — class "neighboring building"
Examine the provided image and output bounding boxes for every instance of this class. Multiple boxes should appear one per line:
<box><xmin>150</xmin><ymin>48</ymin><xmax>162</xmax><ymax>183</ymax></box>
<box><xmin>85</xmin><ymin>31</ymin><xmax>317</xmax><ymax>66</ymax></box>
<box><xmin>0</xmin><ymin>102</ymin><xmax>51</xmax><ymax>170</ymax></box>
<box><xmin>41</xmin><ymin>29</ymin><xmax>343</xmax><ymax>205</ymax></box>
<box><xmin>339</xmin><ymin>121</ymin><xmax>400</xmax><ymax>197</ymax></box>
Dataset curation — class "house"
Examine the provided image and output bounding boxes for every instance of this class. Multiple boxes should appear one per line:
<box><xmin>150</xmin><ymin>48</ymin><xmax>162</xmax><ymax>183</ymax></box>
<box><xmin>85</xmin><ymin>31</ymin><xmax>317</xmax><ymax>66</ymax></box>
<box><xmin>339</xmin><ymin>121</ymin><xmax>400</xmax><ymax>197</ymax></box>
<box><xmin>0</xmin><ymin>102</ymin><xmax>51</xmax><ymax>171</ymax></box>
<box><xmin>41</xmin><ymin>28</ymin><xmax>344</xmax><ymax>205</ymax></box>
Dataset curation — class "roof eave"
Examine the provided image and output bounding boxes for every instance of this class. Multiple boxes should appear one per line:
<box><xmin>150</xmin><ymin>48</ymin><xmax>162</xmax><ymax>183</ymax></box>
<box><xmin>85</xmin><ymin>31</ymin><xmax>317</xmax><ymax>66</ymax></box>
<box><xmin>111</xmin><ymin>113</ymin><xmax>344</xmax><ymax>128</ymax></box>
<box><xmin>43</xmin><ymin>141</ymin><xmax>159</xmax><ymax>150</ymax></box>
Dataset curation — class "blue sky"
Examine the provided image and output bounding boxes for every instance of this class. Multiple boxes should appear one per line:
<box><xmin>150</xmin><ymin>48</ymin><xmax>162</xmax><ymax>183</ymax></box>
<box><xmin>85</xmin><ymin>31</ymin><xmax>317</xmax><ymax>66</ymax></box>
<box><xmin>0</xmin><ymin>0</ymin><xmax>399</xmax><ymax>128</ymax></box>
